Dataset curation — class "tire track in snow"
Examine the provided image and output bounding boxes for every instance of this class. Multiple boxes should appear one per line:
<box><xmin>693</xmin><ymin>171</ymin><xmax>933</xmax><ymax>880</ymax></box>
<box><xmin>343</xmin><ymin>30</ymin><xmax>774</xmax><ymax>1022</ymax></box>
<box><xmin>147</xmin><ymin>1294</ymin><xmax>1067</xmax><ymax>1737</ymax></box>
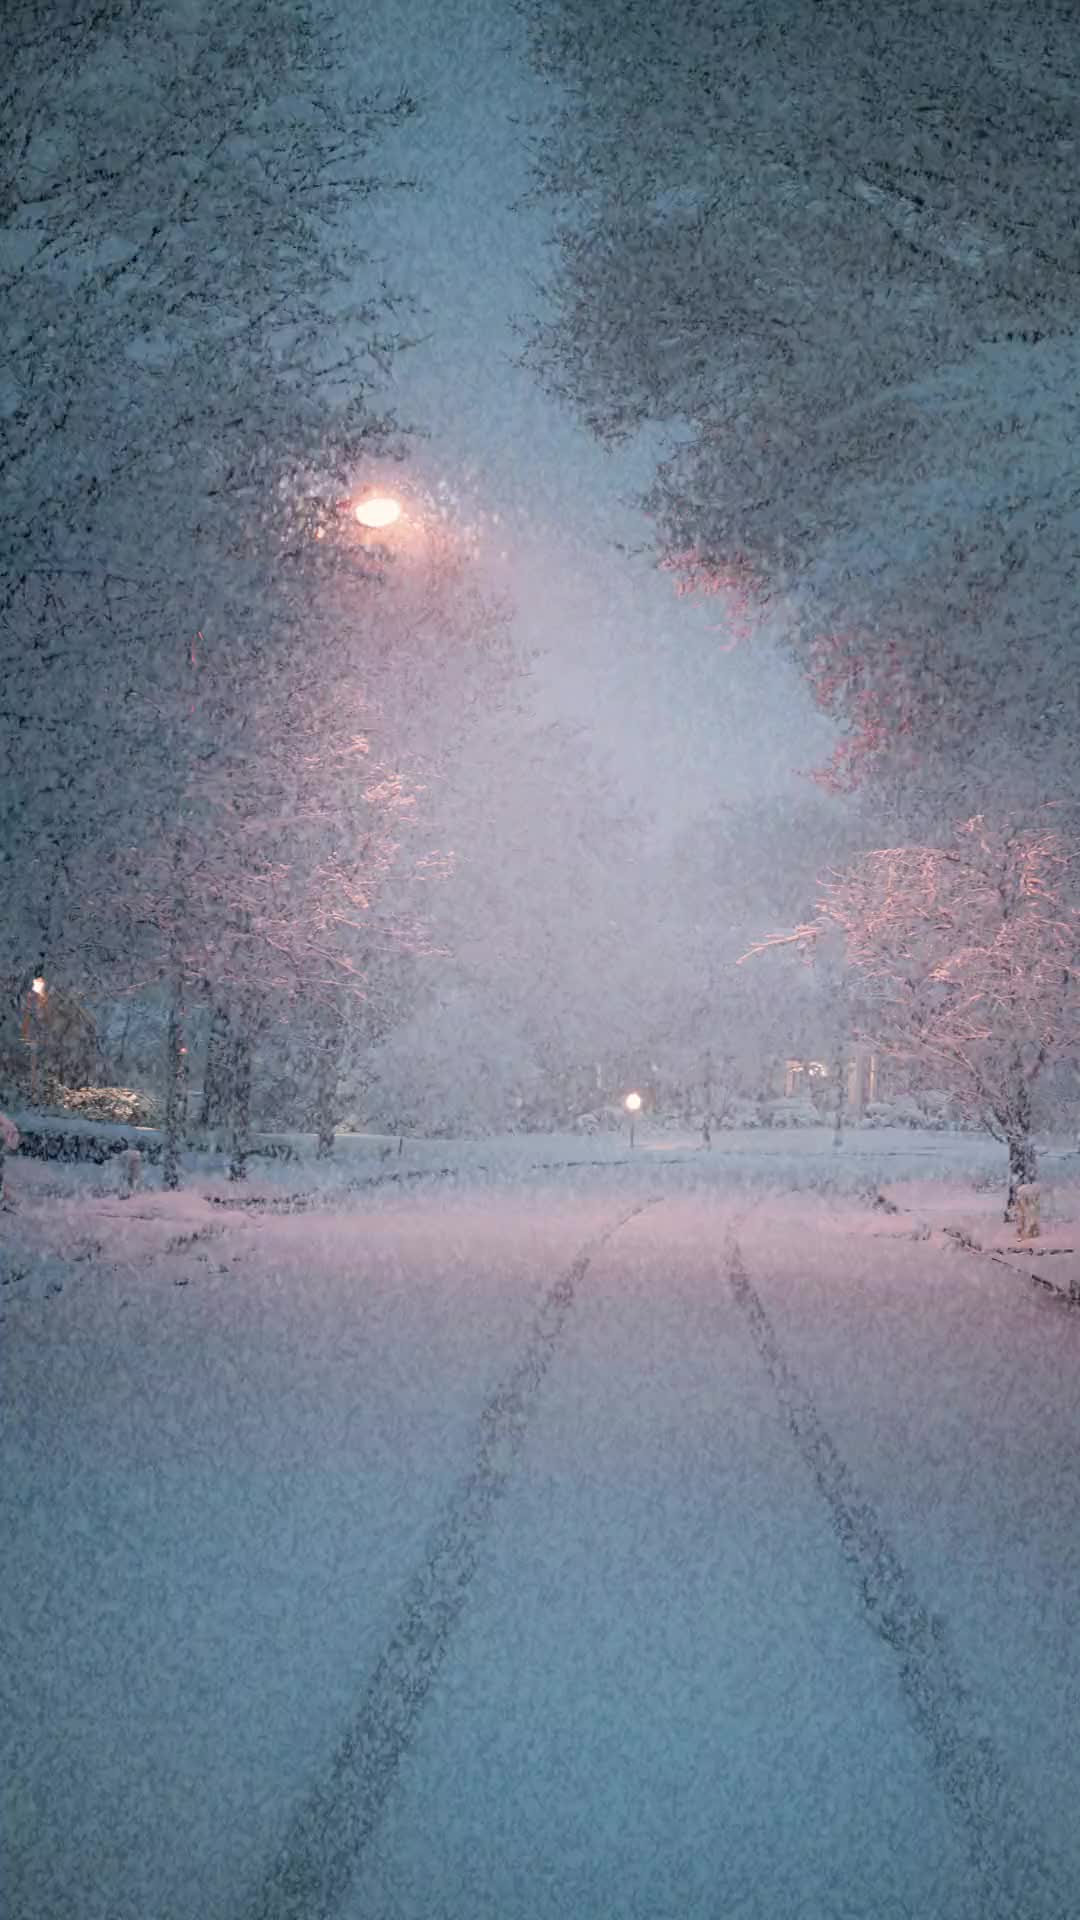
<box><xmin>243</xmin><ymin>1194</ymin><xmax>664</xmax><ymax>1920</ymax></box>
<box><xmin>725</xmin><ymin>1234</ymin><xmax>1071</xmax><ymax>1920</ymax></box>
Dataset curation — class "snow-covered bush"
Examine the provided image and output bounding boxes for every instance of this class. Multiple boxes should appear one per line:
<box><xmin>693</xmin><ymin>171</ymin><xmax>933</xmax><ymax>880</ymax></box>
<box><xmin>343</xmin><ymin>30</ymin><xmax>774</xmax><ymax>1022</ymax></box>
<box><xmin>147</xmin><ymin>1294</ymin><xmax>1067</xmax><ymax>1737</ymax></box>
<box><xmin>54</xmin><ymin>1086</ymin><xmax>160</xmax><ymax>1128</ymax></box>
<box><xmin>767</xmin><ymin>1097</ymin><xmax>820</xmax><ymax>1129</ymax></box>
<box><xmin>567</xmin><ymin>1103</ymin><xmax>636</xmax><ymax>1136</ymax></box>
<box><xmin>862</xmin><ymin>1096</ymin><xmax>925</xmax><ymax>1129</ymax></box>
<box><xmin>572</xmin><ymin>1110</ymin><xmax>624</xmax><ymax>1135</ymax></box>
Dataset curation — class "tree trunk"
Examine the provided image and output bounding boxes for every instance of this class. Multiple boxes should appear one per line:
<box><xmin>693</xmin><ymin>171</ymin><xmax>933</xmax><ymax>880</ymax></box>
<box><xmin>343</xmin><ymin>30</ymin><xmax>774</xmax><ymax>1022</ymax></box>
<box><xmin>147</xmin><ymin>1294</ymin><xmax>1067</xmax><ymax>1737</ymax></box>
<box><xmin>200</xmin><ymin>1001</ymin><xmax>231</xmax><ymax>1134</ymax></box>
<box><xmin>163</xmin><ymin>974</ymin><xmax>187</xmax><ymax>1191</ymax></box>
<box><xmin>852</xmin><ymin>1045</ymin><xmax>871</xmax><ymax>1123</ymax></box>
<box><xmin>163</xmin><ymin>827</ymin><xmax>190</xmax><ymax>1189</ymax></box>
<box><xmin>114</xmin><ymin>999</ymin><xmax>133</xmax><ymax>1076</ymax></box>
<box><xmin>701</xmin><ymin>1048</ymin><xmax>712</xmax><ymax>1148</ymax></box>
<box><xmin>832</xmin><ymin>1046</ymin><xmax>846</xmax><ymax>1150</ymax></box>
<box><xmin>226</xmin><ymin>1006</ymin><xmax>254</xmax><ymax>1183</ymax></box>
<box><xmin>314</xmin><ymin>1001</ymin><xmax>342</xmax><ymax>1159</ymax></box>
<box><xmin>1005</xmin><ymin>1129</ymin><xmax>1037</xmax><ymax>1222</ymax></box>
<box><xmin>1001</xmin><ymin>1058</ymin><xmax>1037</xmax><ymax>1219</ymax></box>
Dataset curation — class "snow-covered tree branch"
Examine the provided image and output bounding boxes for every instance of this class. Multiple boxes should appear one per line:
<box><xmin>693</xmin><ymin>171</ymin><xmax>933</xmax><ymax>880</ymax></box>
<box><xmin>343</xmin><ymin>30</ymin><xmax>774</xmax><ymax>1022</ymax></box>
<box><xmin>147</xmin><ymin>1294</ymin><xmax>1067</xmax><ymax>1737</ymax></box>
<box><xmin>742</xmin><ymin>813</ymin><xmax>1080</xmax><ymax>1213</ymax></box>
<box><xmin>517</xmin><ymin>0</ymin><xmax>1080</xmax><ymax>815</ymax></box>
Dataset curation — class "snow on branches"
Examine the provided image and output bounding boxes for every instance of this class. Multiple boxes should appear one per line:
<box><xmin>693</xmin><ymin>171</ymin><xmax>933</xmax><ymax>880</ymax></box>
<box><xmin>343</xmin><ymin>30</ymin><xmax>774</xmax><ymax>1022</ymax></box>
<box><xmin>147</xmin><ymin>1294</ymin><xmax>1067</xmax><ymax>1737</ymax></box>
<box><xmin>742</xmin><ymin>813</ymin><xmax>1080</xmax><ymax>1212</ymax></box>
<box><xmin>658</xmin><ymin>548</ymin><xmax>762</xmax><ymax>654</ymax></box>
<box><xmin>1</xmin><ymin>0</ymin><xmax>418</xmax><ymax>585</ymax></box>
<box><xmin>520</xmin><ymin>1</ymin><xmax>1080</xmax><ymax>813</ymax></box>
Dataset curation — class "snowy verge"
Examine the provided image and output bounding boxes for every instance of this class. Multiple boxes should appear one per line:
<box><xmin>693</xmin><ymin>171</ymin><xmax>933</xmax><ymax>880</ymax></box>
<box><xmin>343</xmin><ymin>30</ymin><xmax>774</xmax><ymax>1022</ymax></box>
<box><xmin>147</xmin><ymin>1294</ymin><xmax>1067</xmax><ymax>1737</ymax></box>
<box><xmin>877</xmin><ymin>1175</ymin><xmax>1080</xmax><ymax>1306</ymax></box>
<box><xmin>0</xmin><ymin>1119</ymin><xmax>1054</xmax><ymax>1219</ymax></box>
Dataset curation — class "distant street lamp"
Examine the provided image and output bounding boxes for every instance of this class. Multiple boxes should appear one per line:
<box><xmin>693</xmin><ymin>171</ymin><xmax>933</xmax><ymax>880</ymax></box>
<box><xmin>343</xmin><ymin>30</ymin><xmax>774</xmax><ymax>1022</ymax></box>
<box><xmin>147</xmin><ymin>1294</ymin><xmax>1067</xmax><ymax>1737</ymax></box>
<box><xmin>24</xmin><ymin>972</ymin><xmax>47</xmax><ymax>1101</ymax></box>
<box><xmin>625</xmin><ymin>1089</ymin><xmax>642</xmax><ymax>1149</ymax></box>
<box><xmin>353</xmin><ymin>494</ymin><xmax>402</xmax><ymax>529</ymax></box>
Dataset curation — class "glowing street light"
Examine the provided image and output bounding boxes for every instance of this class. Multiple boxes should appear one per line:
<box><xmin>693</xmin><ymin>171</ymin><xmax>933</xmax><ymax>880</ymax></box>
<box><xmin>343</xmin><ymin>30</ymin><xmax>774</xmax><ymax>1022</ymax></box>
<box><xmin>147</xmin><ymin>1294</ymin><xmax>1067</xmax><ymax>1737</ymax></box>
<box><xmin>353</xmin><ymin>494</ymin><xmax>402</xmax><ymax>529</ymax></box>
<box><xmin>625</xmin><ymin>1089</ymin><xmax>642</xmax><ymax>1148</ymax></box>
<box><xmin>25</xmin><ymin>973</ymin><xmax>47</xmax><ymax>1102</ymax></box>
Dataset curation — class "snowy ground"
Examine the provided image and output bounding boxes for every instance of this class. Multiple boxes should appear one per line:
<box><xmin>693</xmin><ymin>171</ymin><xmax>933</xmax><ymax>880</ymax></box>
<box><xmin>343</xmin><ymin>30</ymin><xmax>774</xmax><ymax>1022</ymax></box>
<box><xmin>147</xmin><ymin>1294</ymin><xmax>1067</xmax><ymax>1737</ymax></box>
<box><xmin>3</xmin><ymin>1127</ymin><xmax>1079</xmax><ymax>1918</ymax></box>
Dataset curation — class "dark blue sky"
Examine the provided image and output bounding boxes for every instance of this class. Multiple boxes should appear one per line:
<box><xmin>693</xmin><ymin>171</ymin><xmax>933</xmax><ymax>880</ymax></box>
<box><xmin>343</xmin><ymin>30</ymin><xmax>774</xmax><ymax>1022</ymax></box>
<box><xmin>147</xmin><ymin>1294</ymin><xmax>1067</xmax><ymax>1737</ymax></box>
<box><xmin>350</xmin><ymin>0</ymin><xmax>832</xmax><ymax>834</ymax></box>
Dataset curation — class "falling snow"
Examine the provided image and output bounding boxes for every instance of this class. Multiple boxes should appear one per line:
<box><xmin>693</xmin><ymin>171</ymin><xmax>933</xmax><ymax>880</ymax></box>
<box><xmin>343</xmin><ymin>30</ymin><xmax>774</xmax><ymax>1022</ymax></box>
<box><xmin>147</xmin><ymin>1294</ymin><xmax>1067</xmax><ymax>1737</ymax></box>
<box><xmin>4</xmin><ymin>2</ymin><xmax>1080</xmax><ymax>1915</ymax></box>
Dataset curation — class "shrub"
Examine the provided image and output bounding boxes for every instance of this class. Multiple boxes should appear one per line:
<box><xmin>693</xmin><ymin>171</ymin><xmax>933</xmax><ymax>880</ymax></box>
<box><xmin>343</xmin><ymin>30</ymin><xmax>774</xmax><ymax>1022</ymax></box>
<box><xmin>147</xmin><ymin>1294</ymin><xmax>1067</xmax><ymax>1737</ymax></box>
<box><xmin>767</xmin><ymin>1097</ymin><xmax>821</xmax><ymax>1128</ymax></box>
<box><xmin>863</xmin><ymin>1098</ymin><xmax>925</xmax><ymax>1128</ymax></box>
<box><xmin>54</xmin><ymin>1085</ymin><xmax>161</xmax><ymax>1127</ymax></box>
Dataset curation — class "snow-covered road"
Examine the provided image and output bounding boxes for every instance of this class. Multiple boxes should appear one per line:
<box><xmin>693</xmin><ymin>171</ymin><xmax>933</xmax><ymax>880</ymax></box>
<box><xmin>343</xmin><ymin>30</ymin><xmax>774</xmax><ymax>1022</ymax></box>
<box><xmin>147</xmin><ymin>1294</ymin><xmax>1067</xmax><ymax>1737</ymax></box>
<box><xmin>4</xmin><ymin>1166</ymin><xmax>1079</xmax><ymax>1918</ymax></box>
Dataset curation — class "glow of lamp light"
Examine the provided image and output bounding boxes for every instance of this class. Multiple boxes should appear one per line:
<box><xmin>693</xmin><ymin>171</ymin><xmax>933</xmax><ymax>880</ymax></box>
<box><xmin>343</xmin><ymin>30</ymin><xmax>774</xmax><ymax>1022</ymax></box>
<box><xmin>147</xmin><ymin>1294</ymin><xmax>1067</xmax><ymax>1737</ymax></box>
<box><xmin>625</xmin><ymin>1091</ymin><xmax>642</xmax><ymax>1112</ymax></box>
<box><xmin>353</xmin><ymin>495</ymin><xmax>402</xmax><ymax>529</ymax></box>
<box><xmin>31</xmin><ymin>976</ymin><xmax>46</xmax><ymax>996</ymax></box>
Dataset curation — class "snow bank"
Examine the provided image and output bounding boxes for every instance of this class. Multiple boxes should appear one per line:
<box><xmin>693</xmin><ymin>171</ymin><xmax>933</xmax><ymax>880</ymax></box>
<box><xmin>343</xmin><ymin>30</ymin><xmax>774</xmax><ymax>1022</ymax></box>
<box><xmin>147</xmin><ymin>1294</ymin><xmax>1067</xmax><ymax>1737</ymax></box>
<box><xmin>878</xmin><ymin>1172</ymin><xmax>1080</xmax><ymax>1305</ymax></box>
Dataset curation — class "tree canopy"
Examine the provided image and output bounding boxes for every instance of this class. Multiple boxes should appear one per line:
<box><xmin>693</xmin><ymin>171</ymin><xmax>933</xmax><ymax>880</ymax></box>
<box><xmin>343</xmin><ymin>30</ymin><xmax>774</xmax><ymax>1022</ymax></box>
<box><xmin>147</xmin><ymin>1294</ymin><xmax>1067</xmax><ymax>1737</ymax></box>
<box><xmin>517</xmin><ymin>0</ymin><xmax>1080</xmax><ymax>813</ymax></box>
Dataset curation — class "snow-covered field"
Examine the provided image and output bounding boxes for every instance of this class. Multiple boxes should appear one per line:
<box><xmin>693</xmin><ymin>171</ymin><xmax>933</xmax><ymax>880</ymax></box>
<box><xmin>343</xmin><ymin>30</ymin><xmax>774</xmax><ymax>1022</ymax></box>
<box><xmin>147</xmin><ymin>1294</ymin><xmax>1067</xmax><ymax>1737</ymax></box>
<box><xmin>3</xmin><ymin>1127</ymin><xmax>1079</xmax><ymax>1918</ymax></box>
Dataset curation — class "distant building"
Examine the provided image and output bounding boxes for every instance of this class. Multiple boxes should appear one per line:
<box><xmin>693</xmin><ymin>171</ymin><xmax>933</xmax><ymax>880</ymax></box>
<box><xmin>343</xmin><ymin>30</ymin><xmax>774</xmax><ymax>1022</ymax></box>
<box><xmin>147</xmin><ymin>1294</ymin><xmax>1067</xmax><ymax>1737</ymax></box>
<box><xmin>779</xmin><ymin>1048</ymin><xmax>905</xmax><ymax>1111</ymax></box>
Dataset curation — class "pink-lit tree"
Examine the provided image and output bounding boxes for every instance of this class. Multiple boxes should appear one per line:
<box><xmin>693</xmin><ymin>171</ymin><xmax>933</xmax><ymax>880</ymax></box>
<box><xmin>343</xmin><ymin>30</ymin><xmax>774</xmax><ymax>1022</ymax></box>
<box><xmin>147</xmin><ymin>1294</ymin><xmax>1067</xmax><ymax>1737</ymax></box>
<box><xmin>742</xmin><ymin>815</ymin><xmax>1080</xmax><ymax>1217</ymax></box>
<box><xmin>1</xmin><ymin>0</ymin><xmax>423</xmax><ymax>997</ymax></box>
<box><xmin>87</xmin><ymin>675</ymin><xmax>419</xmax><ymax>1183</ymax></box>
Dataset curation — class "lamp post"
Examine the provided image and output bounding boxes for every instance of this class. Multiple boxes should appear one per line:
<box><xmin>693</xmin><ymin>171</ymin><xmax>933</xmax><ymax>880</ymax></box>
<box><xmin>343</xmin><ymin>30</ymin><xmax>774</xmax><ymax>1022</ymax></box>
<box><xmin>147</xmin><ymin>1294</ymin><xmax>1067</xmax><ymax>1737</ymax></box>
<box><xmin>23</xmin><ymin>971</ymin><xmax>46</xmax><ymax>1102</ymax></box>
<box><xmin>625</xmin><ymin>1089</ymin><xmax>642</xmax><ymax>1149</ymax></box>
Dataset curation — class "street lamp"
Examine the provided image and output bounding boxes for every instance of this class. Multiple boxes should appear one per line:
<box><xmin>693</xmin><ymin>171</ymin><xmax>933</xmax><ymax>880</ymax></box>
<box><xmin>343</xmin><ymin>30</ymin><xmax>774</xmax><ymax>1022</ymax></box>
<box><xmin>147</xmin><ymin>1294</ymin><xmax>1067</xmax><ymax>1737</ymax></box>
<box><xmin>25</xmin><ymin>972</ymin><xmax>46</xmax><ymax>1101</ymax></box>
<box><xmin>625</xmin><ymin>1090</ymin><xmax>642</xmax><ymax>1148</ymax></box>
<box><xmin>353</xmin><ymin>494</ymin><xmax>402</xmax><ymax>529</ymax></box>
